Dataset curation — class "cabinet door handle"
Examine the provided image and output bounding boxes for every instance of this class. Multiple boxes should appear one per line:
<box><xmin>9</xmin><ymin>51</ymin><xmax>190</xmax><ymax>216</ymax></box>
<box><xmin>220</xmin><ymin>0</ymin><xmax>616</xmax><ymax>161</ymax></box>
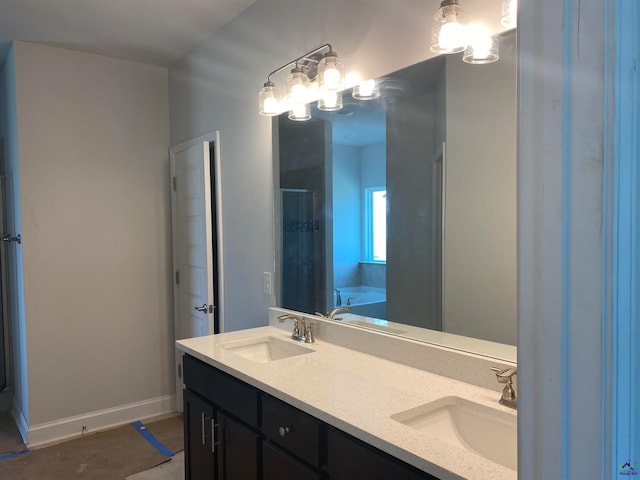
<box><xmin>278</xmin><ymin>426</ymin><xmax>290</xmax><ymax>437</ymax></box>
<box><xmin>211</xmin><ymin>419</ymin><xmax>221</xmax><ymax>453</ymax></box>
<box><xmin>201</xmin><ymin>412</ymin><xmax>206</xmax><ymax>446</ymax></box>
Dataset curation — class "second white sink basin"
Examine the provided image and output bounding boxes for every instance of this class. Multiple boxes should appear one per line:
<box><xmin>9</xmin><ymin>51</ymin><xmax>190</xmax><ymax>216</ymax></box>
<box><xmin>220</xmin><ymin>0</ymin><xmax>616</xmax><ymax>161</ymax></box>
<box><xmin>391</xmin><ymin>396</ymin><xmax>517</xmax><ymax>470</ymax></box>
<box><xmin>219</xmin><ymin>336</ymin><xmax>314</xmax><ymax>363</ymax></box>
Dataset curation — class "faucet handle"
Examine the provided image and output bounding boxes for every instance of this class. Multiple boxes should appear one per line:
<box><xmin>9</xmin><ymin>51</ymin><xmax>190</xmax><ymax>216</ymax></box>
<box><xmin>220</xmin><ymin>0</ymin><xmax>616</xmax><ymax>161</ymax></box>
<box><xmin>491</xmin><ymin>366</ymin><xmax>518</xmax><ymax>409</ymax></box>
<box><xmin>490</xmin><ymin>366</ymin><xmax>517</xmax><ymax>383</ymax></box>
<box><xmin>304</xmin><ymin>322</ymin><xmax>316</xmax><ymax>343</ymax></box>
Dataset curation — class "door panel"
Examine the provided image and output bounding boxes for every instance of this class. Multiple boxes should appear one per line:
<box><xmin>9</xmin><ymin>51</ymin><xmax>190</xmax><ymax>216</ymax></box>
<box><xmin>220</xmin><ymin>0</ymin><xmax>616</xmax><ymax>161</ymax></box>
<box><xmin>174</xmin><ymin>142</ymin><xmax>214</xmax><ymax>339</ymax></box>
<box><xmin>171</xmin><ymin>137</ymin><xmax>217</xmax><ymax>409</ymax></box>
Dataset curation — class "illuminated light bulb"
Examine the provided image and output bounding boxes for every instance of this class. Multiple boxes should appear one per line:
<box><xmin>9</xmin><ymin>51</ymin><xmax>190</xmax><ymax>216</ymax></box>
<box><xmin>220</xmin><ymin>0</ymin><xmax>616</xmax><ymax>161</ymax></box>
<box><xmin>262</xmin><ymin>96</ymin><xmax>279</xmax><ymax>115</ymax></box>
<box><xmin>323</xmin><ymin>67</ymin><xmax>341</xmax><ymax>91</ymax></box>
<box><xmin>359</xmin><ymin>80</ymin><xmax>375</xmax><ymax>97</ymax></box>
<box><xmin>290</xmin><ymin>83</ymin><xmax>307</xmax><ymax>101</ymax></box>
<box><xmin>318</xmin><ymin>90</ymin><xmax>343</xmax><ymax>111</ymax></box>
<box><xmin>258</xmin><ymin>81</ymin><xmax>280</xmax><ymax>117</ymax></box>
<box><xmin>287</xmin><ymin>67</ymin><xmax>310</xmax><ymax>104</ymax></box>
<box><xmin>288</xmin><ymin>102</ymin><xmax>311</xmax><ymax>121</ymax></box>
<box><xmin>463</xmin><ymin>26</ymin><xmax>499</xmax><ymax>64</ymax></box>
<box><xmin>353</xmin><ymin>79</ymin><xmax>380</xmax><ymax>100</ymax></box>
<box><xmin>324</xmin><ymin>92</ymin><xmax>338</xmax><ymax>109</ymax></box>
<box><xmin>439</xmin><ymin>13</ymin><xmax>466</xmax><ymax>51</ymax></box>
<box><xmin>319</xmin><ymin>50</ymin><xmax>344</xmax><ymax>92</ymax></box>
<box><xmin>430</xmin><ymin>0</ymin><xmax>467</xmax><ymax>54</ymax></box>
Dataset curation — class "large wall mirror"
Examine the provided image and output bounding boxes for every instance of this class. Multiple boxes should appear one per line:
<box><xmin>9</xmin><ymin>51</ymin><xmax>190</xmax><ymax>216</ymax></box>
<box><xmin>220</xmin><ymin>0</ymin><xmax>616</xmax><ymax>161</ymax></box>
<box><xmin>274</xmin><ymin>30</ymin><xmax>517</xmax><ymax>362</ymax></box>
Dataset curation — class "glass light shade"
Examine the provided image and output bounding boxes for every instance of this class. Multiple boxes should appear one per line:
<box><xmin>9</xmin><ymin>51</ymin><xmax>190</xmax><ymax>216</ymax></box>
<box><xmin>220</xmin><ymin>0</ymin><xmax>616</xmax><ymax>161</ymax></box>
<box><xmin>286</xmin><ymin>67</ymin><xmax>310</xmax><ymax>103</ymax></box>
<box><xmin>430</xmin><ymin>2</ymin><xmax>467</xmax><ymax>54</ymax></box>
<box><xmin>318</xmin><ymin>51</ymin><xmax>344</xmax><ymax>92</ymax></box>
<box><xmin>463</xmin><ymin>28</ymin><xmax>499</xmax><ymax>64</ymax></box>
<box><xmin>353</xmin><ymin>79</ymin><xmax>380</xmax><ymax>100</ymax></box>
<box><xmin>288</xmin><ymin>102</ymin><xmax>311</xmax><ymax>121</ymax></box>
<box><xmin>318</xmin><ymin>90</ymin><xmax>343</xmax><ymax>111</ymax></box>
<box><xmin>258</xmin><ymin>82</ymin><xmax>280</xmax><ymax>116</ymax></box>
<box><xmin>501</xmin><ymin>0</ymin><xmax>517</xmax><ymax>28</ymax></box>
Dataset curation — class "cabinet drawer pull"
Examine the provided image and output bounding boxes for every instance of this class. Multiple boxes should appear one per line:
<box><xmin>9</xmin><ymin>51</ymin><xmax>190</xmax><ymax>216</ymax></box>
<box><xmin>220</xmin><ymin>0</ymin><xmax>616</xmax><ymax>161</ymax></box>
<box><xmin>211</xmin><ymin>419</ymin><xmax>220</xmax><ymax>453</ymax></box>
<box><xmin>278</xmin><ymin>426</ymin><xmax>290</xmax><ymax>437</ymax></box>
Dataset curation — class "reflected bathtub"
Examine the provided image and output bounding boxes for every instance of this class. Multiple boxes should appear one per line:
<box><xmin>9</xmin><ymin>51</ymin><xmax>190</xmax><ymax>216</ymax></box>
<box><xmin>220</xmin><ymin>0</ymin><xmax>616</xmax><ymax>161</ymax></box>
<box><xmin>335</xmin><ymin>286</ymin><xmax>387</xmax><ymax>319</ymax></box>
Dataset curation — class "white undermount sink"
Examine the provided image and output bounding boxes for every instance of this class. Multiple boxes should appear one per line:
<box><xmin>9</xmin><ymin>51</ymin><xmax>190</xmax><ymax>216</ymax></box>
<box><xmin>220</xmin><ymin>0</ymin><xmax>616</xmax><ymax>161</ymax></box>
<box><xmin>391</xmin><ymin>396</ymin><xmax>517</xmax><ymax>470</ymax></box>
<box><xmin>219</xmin><ymin>336</ymin><xmax>314</xmax><ymax>363</ymax></box>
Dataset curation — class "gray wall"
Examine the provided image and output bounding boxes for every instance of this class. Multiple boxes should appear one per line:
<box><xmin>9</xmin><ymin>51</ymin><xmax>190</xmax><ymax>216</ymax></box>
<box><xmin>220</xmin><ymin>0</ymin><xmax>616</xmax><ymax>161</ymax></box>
<box><xmin>332</xmin><ymin>144</ymin><xmax>361</xmax><ymax>289</ymax></box>
<box><xmin>443</xmin><ymin>33</ymin><xmax>517</xmax><ymax>345</ymax></box>
<box><xmin>6</xmin><ymin>41</ymin><xmax>173</xmax><ymax>434</ymax></box>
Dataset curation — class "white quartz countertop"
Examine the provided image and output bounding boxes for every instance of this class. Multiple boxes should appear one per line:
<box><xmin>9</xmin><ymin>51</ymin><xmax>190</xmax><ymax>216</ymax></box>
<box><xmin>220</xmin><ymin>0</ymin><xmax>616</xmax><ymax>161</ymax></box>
<box><xmin>176</xmin><ymin>326</ymin><xmax>517</xmax><ymax>480</ymax></box>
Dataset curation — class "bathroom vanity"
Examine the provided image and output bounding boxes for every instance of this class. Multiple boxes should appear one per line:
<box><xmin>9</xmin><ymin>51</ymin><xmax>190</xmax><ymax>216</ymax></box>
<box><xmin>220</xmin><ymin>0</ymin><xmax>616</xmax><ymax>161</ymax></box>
<box><xmin>182</xmin><ymin>353</ymin><xmax>434</xmax><ymax>480</ymax></box>
<box><xmin>176</xmin><ymin>317</ymin><xmax>517</xmax><ymax>480</ymax></box>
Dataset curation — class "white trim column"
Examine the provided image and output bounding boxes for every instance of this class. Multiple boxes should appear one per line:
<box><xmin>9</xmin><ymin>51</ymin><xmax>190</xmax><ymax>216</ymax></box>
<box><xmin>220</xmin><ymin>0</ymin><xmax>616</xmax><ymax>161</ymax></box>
<box><xmin>517</xmin><ymin>0</ymin><xmax>614</xmax><ymax>478</ymax></box>
<box><xmin>612</xmin><ymin>1</ymin><xmax>640</xmax><ymax>476</ymax></box>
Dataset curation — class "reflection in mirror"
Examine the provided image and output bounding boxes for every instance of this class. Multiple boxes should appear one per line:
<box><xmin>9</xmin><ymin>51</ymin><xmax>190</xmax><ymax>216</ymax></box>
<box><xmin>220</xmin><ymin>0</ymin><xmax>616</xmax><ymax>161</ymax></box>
<box><xmin>275</xmin><ymin>30</ymin><xmax>516</xmax><ymax>361</ymax></box>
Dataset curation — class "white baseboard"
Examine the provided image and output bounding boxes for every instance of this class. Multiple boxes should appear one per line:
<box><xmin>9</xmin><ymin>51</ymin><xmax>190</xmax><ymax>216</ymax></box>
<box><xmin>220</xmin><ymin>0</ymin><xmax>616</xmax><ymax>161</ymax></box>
<box><xmin>26</xmin><ymin>394</ymin><xmax>177</xmax><ymax>448</ymax></box>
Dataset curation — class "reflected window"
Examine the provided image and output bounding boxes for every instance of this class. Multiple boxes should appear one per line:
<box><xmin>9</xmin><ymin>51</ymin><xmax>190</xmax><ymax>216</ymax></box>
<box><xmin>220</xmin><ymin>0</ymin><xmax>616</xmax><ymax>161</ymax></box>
<box><xmin>364</xmin><ymin>187</ymin><xmax>387</xmax><ymax>262</ymax></box>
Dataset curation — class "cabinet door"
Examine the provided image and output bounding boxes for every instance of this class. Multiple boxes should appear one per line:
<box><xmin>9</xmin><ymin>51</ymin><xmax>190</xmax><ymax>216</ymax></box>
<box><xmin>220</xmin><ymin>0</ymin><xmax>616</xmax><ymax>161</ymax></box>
<box><xmin>263</xmin><ymin>441</ymin><xmax>321</xmax><ymax>480</ymax></box>
<box><xmin>326</xmin><ymin>427</ymin><xmax>438</xmax><ymax>480</ymax></box>
<box><xmin>217</xmin><ymin>411</ymin><xmax>259</xmax><ymax>480</ymax></box>
<box><xmin>184</xmin><ymin>389</ymin><xmax>216</xmax><ymax>480</ymax></box>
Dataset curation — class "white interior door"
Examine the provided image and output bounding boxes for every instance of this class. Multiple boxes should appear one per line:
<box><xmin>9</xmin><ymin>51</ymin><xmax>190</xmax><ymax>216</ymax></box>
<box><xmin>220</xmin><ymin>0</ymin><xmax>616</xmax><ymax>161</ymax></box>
<box><xmin>170</xmin><ymin>134</ymin><xmax>218</xmax><ymax>408</ymax></box>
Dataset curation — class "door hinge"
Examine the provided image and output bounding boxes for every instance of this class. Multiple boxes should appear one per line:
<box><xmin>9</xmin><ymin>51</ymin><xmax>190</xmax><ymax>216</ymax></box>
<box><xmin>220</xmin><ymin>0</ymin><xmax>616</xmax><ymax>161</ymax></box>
<box><xmin>175</xmin><ymin>270</ymin><xmax>179</xmax><ymax>285</ymax></box>
<box><xmin>172</xmin><ymin>176</ymin><xmax>177</xmax><ymax>190</ymax></box>
<box><xmin>177</xmin><ymin>363</ymin><xmax>182</xmax><ymax>379</ymax></box>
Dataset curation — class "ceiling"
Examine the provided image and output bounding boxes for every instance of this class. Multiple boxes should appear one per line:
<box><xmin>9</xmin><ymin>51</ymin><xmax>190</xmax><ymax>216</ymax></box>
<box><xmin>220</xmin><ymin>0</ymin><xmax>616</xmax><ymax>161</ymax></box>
<box><xmin>0</xmin><ymin>0</ymin><xmax>258</xmax><ymax>66</ymax></box>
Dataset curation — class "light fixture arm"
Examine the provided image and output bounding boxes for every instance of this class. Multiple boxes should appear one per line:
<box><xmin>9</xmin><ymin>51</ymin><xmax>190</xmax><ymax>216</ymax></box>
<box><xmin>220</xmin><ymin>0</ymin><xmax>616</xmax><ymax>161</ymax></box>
<box><xmin>265</xmin><ymin>43</ymin><xmax>333</xmax><ymax>83</ymax></box>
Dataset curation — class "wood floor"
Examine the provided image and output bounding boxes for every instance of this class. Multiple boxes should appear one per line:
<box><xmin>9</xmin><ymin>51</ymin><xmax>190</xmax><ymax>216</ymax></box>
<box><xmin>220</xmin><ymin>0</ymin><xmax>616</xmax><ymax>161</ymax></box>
<box><xmin>0</xmin><ymin>412</ymin><xmax>184</xmax><ymax>479</ymax></box>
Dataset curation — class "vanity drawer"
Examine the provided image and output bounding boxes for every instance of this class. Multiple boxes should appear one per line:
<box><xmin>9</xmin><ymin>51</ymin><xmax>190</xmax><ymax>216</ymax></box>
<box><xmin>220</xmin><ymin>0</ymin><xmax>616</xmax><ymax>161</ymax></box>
<box><xmin>183</xmin><ymin>354</ymin><xmax>259</xmax><ymax>428</ymax></box>
<box><xmin>261</xmin><ymin>394</ymin><xmax>321</xmax><ymax>468</ymax></box>
<box><xmin>263</xmin><ymin>441</ymin><xmax>321</xmax><ymax>480</ymax></box>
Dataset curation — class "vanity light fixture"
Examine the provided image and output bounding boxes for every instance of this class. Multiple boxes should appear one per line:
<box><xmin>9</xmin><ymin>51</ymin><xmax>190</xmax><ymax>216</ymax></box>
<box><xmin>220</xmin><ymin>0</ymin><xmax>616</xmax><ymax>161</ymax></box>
<box><xmin>258</xmin><ymin>81</ymin><xmax>280</xmax><ymax>116</ymax></box>
<box><xmin>318</xmin><ymin>48</ymin><xmax>344</xmax><ymax>92</ymax></box>
<box><xmin>257</xmin><ymin>44</ymin><xmax>345</xmax><ymax>119</ymax></box>
<box><xmin>463</xmin><ymin>25</ymin><xmax>499</xmax><ymax>64</ymax></box>
<box><xmin>353</xmin><ymin>79</ymin><xmax>380</xmax><ymax>100</ymax></box>
<box><xmin>286</xmin><ymin>64</ymin><xmax>311</xmax><ymax>103</ymax></box>
<box><xmin>501</xmin><ymin>0</ymin><xmax>517</xmax><ymax>28</ymax></box>
<box><xmin>318</xmin><ymin>90</ymin><xmax>344</xmax><ymax>111</ymax></box>
<box><xmin>288</xmin><ymin>102</ymin><xmax>312</xmax><ymax>121</ymax></box>
<box><xmin>430</xmin><ymin>0</ymin><xmax>467</xmax><ymax>54</ymax></box>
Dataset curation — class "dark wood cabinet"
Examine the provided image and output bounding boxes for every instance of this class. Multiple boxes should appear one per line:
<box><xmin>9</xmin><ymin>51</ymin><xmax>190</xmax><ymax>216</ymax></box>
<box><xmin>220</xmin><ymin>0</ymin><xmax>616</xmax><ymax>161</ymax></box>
<box><xmin>183</xmin><ymin>389</ymin><xmax>215</xmax><ymax>480</ymax></box>
<box><xmin>182</xmin><ymin>354</ymin><xmax>439</xmax><ymax>480</ymax></box>
<box><xmin>261</xmin><ymin>394</ymin><xmax>321</xmax><ymax>469</ymax></box>
<box><xmin>325</xmin><ymin>427</ymin><xmax>438</xmax><ymax>480</ymax></box>
<box><xmin>217</xmin><ymin>411</ymin><xmax>259</xmax><ymax>480</ymax></box>
<box><xmin>263</xmin><ymin>441</ymin><xmax>322</xmax><ymax>480</ymax></box>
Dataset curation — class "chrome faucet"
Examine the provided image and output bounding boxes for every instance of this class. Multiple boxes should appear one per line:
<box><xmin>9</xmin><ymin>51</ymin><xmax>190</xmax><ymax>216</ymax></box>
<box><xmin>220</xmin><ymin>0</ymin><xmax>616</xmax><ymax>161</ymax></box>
<box><xmin>277</xmin><ymin>314</ymin><xmax>315</xmax><ymax>343</ymax></box>
<box><xmin>327</xmin><ymin>306</ymin><xmax>351</xmax><ymax>319</ymax></box>
<box><xmin>316</xmin><ymin>306</ymin><xmax>352</xmax><ymax>320</ymax></box>
<box><xmin>335</xmin><ymin>288</ymin><xmax>342</xmax><ymax>306</ymax></box>
<box><xmin>490</xmin><ymin>366</ymin><xmax>517</xmax><ymax>409</ymax></box>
